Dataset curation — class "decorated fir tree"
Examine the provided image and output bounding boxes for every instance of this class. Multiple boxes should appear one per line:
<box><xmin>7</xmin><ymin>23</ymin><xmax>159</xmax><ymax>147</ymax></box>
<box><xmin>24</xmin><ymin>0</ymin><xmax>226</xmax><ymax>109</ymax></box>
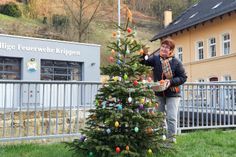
<box><xmin>67</xmin><ymin>18</ymin><xmax>173</xmax><ymax>157</ymax></box>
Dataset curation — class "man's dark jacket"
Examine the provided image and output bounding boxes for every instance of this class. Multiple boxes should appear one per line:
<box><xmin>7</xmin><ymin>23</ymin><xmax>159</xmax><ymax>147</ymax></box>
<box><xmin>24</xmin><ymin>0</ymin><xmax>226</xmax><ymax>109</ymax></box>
<box><xmin>142</xmin><ymin>54</ymin><xmax>187</xmax><ymax>97</ymax></box>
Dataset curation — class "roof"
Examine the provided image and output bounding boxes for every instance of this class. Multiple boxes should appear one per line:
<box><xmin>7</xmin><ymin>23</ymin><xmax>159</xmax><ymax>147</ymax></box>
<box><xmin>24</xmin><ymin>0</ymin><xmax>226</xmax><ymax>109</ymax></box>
<box><xmin>151</xmin><ymin>0</ymin><xmax>236</xmax><ymax>41</ymax></box>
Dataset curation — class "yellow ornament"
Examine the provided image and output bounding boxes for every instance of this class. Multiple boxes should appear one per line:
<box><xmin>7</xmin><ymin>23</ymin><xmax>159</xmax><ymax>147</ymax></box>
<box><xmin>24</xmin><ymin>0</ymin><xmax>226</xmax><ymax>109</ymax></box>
<box><xmin>111</xmin><ymin>49</ymin><xmax>116</xmax><ymax>55</ymax></box>
<box><xmin>148</xmin><ymin>101</ymin><xmax>152</xmax><ymax>107</ymax></box>
<box><xmin>147</xmin><ymin>149</ymin><xmax>153</xmax><ymax>154</ymax></box>
<box><xmin>115</xmin><ymin>121</ymin><xmax>119</xmax><ymax>128</ymax></box>
<box><xmin>113</xmin><ymin>76</ymin><xmax>119</xmax><ymax>81</ymax></box>
<box><xmin>139</xmin><ymin>98</ymin><xmax>145</xmax><ymax>104</ymax></box>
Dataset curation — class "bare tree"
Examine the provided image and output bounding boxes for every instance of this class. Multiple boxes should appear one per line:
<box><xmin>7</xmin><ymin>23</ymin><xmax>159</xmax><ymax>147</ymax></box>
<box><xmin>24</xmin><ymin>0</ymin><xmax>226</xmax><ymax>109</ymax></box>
<box><xmin>62</xmin><ymin>0</ymin><xmax>101</xmax><ymax>42</ymax></box>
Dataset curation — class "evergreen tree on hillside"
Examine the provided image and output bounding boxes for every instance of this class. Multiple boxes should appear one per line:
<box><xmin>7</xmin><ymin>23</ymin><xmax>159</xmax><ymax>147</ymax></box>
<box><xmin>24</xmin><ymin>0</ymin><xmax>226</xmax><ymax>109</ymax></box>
<box><xmin>67</xmin><ymin>14</ymin><xmax>173</xmax><ymax>157</ymax></box>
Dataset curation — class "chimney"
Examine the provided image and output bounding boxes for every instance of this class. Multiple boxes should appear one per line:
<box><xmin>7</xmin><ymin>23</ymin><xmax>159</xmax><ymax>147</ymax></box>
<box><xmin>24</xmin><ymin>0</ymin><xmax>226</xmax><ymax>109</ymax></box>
<box><xmin>164</xmin><ymin>8</ymin><xmax>172</xmax><ymax>27</ymax></box>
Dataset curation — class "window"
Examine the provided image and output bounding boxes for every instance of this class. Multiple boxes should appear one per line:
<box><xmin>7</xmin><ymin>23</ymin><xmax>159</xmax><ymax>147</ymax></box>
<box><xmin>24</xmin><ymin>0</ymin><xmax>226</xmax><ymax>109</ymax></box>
<box><xmin>0</xmin><ymin>57</ymin><xmax>21</xmax><ymax>80</ymax></box>
<box><xmin>223</xmin><ymin>75</ymin><xmax>231</xmax><ymax>81</ymax></box>
<box><xmin>209</xmin><ymin>38</ymin><xmax>216</xmax><ymax>57</ymax></box>
<box><xmin>177</xmin><ymin>47</ymin><xmax>183</xmax><ymax>62</ymax></box>
<box><xmin>222</xmin><ymin>33</ymin><xmax>230</xmax><ymax>55</ymax></box>
<box><xmin>41</xmin><ymin>60</ymin><xmax>82</xmax><ymax>81</ymax></box>
<box><xmin>196</xmin><ymin>41</ymin><xmax>204</xmax><ymax>60</ymax></box>
<box><xmin>209</xmin><ymin>77</ymin><xmax>218</xmax><ymax>82</ymax></box>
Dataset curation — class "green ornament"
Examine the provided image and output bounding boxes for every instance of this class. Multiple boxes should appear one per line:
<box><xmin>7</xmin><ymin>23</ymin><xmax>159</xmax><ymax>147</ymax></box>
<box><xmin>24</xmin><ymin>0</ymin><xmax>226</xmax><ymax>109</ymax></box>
<box><xmin>124</xmin><ymin>74</ymin><xmax>128</xmax><ymax>80</ymax></box>
<box><xmin>133</xmin><ymin>63</ymin><xmax>138</xmax><ymax>69</ymax></box>
<box><xmin>95</xmin><ymin>99</ymin><xmax>99</xmax><ymax>106</ymax></box>
<box><xmin>134</xmin><ymin>127</ymin><xmax>139</xmax><ymax>133</ymax></box>
<box><xmin>126</xmin><ymin>48</ymin><xmax>130</xmax><ymax>54</ymax></box>
<box><xmin>88</xmin><ymin>151</ymin><xmax>93</xmax><ymax>157</ymax></box>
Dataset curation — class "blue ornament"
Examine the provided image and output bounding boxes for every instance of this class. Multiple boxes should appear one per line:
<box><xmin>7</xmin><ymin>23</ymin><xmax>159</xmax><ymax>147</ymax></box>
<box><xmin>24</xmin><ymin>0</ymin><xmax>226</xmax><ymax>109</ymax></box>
<box><xmin>117</xmin><ymin>60</ymin><xmax>121</xmax><ymax>64</ymax></box>
<box><xmin>117</xmin><ymin>104</ymin><xmax>123</xmax><ymax>110</ymax></box>
<box><xmin>106</xmin><ymin>128</ymin><xmax>111</xmax><ymax>134</ymax></box>
<box><xmin>80</xmin><ymin>135</ymin><xmax>86</xmax><ymax>142</ymax></box>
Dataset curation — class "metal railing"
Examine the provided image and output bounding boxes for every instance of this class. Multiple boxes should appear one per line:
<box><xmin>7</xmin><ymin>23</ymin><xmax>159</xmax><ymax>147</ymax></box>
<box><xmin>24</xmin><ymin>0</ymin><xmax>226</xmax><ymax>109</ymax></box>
<box><xmin>0</xmin><ymin>81</ymin><xmax>236</xmax><ymax>142</ymax></box>
<box><xmin>178</xmin><ymin>82</ymin><xmax>236</xmax><ymax>133</ymax></box>
<box><xmin>0</xmin><ymin>80</ymin><xmax>101</xmax><ymax>142</ymax></box>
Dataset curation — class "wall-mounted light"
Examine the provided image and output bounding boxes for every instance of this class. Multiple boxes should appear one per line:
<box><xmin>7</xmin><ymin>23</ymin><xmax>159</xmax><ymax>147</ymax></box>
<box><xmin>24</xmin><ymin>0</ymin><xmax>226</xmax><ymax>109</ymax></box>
<box><xmin>91</xmin><ymin>62</ymin><xmax>96</xmax><ymax>66</ymax></box>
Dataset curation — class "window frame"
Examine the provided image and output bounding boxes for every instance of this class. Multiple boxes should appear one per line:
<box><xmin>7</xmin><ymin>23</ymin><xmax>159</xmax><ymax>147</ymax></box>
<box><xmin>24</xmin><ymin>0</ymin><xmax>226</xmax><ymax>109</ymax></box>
<box><xmin>196</xmin><ymin>41</ymin><xmax>204</xmax><ymax>60</ymax></box>
<box><xmin>0</xmin><ymin>57</ymin><xmax>21</xmax><ymax>80</ymax></box>
<box><xmin>222</xmin><ymin>33</ymin><xmax>230</xmax><ymax>55</ymax></box>
<box><xmin>41</xmin><ymin>59</ymin><xmax>82</xmax><ymax>81</ymax></box>
<box><xmin>177</xmin><ymin>47</ymin><xmax>183</xmax><ymax>62</ymax></box>
<box><xmin>208</xmin><ymin>37</ymin><xmax>216</xmax><ymax>58</ymax></box>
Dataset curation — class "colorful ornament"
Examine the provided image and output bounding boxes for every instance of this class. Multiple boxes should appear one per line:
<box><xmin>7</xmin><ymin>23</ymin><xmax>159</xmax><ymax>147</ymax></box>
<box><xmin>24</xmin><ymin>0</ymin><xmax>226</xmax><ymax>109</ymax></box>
<box><xmin>147</xmin><ymin>77</ymin><xmax>152</xmax><ymax>82</ymax></box>
<box><xmin>117</xmin><ymin>104</ymin><xmax>123</xmax><ymax>110</ymax></box>
<box><xmin>128</xmin><ymin>97</ymin><xmax>132</xmax><ymax>103</ymax></box>
<box><xmin>80</xmin><ymin>135</ymin><xmax>86</xmax><ymax>142</ymax></box>
<box><xmin>139</xmin><ymin>98</ymin><xmax>145</xmax><ymax>104</ymax></box>
<box><xmin>117</xmin><ymin>53</ymin><xmax>122</xmax><ymax>59</ymax></box>
<box><xmin>95</xmin><ymin>99</ymin><xmax>99</xmax><ymax>106</ymax></box>
<box><xmin>116</xmin><ymin>147</ymin><xmax>121</xmax><ymax>153</ymax></box>
<box><xmin>148</xmin><ymin>101</ymin><xmax>153</xmax><ymax>107</ymax></box>
<box><xmin>106</xmin><ymin>128</ymin><xmax>111</xmax><ymax>134</ymax></box>
<box><xmin>112</xmin><ymin>32</ymin><xmax>117</xmax><ymax>37</ymax></box>
<box><xmin>146</xmin><ymin>127</ymin><xmax>153</xmax><ymax>134</ymax></box>
<box><xmin>142</xmin><ymin>79</ymin><xmax>147</xmax><ymax>84</ymax></box>
<box><xmin>147</xmin><ymin>149</ymin><xmax>153</xmax><ymax>154</ymax></box>
<box><xmin>126</xmin><ymin>48</ymin><xmax>130</xmax><ymax>54</ymax></box>
<box><xmin>139</xmin><ymin>49</ymin><xmax>144</xmax><ymax>55</ymax></box>
<box><xmin>134</xmin><ymin>127</ymin><xmax>139</xmax><ymax>133</ymax></box>
<box><xmin>127</xmin><ymin>27</ymin><xmax>132</xmax><ymax>33</ymax></box>
<box><xmin>126</xmin><ymin>145</ymin><xmax>129</xmax><ymax>151</ymax></box>
<box><xmin>113</xmin><ymin>76</ymin><xmax>119</xmax><ymax>81</ymax></box>
<box><xmin>123</xmin><ymin>74</ymin><xmax>128</xmax><ymax>80</ymax></box>
<box><xmin>117</xmin><ymin>60</ymin><xmax>121</xmax><ymax>65</ymax></box>
<box><xmin>144</xmin><ymin>55</ymin><xmax>148</xmax><ymax>60</ymax></box>
<box><xmin>109</xmin><ymin>56</ymin><xmax>114</xmax><ymax>62</ymax></box>
<box><xmin>155</xmin><ymin>103</ymin><xmax>159</xmax><ymax>109</ymax></box>
<box><xmin>115</xmin><ymin>121</ymin><xmax>119</xmax><ymax>128</ymax></box>
<box><xmin>133</xmin><ymin>80</ymin><xmax>138</xmax><ymax>86</ymax></box>
<box><xmin>162</xmin><ymin>135</ymin><xmax>166</xmax><ymax>141</ymax></box>
<box><xmin>88</xmin><ymin>152</ymin><xmax>93</xmax><ymax>157</ymax></box>
<box><xmin>111</xmin><ymin>49</ymin><xmax>116</xmax><ymax>55</ymax></box>
<box><xmin>139</xmin><ymin>104</ymin><xmax>144</xmax><ymax>110</ymax></box>
<box><xmin>133</xmin><ymin>63</ymin><xmax>138</xmax><ymax>68</ymax></box>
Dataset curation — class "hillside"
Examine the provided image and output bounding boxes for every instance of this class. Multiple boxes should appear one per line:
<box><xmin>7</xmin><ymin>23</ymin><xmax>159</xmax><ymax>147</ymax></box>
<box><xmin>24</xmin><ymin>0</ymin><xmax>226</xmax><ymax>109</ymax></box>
<box><xmin>0</xmin><ymin>1</ymin><xmax>161</xmax><ymax>66</ymax></box>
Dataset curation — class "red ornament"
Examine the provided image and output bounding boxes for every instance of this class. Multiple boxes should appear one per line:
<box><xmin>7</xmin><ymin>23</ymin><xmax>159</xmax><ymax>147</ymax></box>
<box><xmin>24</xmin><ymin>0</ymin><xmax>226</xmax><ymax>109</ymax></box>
<box><xmin>116</xmin><ymin>147</ymin><xmax>121</xmax><ymax>153</ymax></box>
<box><xmin>127</xmin><ymin>27</ymin><xmax>132</xmax><ymax>33</ymax></box>
<box><xmin>133</xmin><ymin>80</ymin><xmax>138</xmax><ymax>86</ymax></box>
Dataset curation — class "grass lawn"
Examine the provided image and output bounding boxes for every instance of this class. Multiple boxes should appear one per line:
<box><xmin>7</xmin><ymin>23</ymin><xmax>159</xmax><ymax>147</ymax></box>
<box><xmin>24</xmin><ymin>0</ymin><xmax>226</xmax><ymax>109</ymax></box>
<box><xmin>0</xmin><ymin>129</ymin><xmax>236</xmax><ymax>157</ymax></box>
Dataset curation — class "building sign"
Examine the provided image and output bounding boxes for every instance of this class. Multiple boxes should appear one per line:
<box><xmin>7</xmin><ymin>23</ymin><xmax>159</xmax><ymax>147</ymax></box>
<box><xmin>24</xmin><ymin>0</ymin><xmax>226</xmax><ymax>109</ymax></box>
<box><xmin>0</xmin><ymin>41</ymin><xmax>80</xmax><ymax>56</ymax></box>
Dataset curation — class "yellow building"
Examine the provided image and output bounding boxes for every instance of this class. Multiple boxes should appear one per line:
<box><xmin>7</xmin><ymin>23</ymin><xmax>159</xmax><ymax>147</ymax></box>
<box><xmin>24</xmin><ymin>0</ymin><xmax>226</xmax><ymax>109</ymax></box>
<box><xmin>151</xmin><ymin>0</ymin><xmax>236</xmax><ymax>82</ymax></box>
